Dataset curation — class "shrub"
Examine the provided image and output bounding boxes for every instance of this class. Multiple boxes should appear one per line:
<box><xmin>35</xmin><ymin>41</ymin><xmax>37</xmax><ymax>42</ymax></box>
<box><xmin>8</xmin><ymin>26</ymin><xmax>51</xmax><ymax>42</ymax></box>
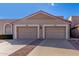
<box><xmin>0</xmin><ymin>35</ymin><xmax>13</xmax><ymax>39</ymax></box>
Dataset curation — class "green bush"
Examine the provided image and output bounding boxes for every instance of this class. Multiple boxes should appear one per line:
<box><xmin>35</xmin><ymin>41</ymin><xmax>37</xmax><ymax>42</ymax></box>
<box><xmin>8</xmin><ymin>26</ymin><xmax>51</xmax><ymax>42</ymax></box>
<box><xmin>0</xmin><ymin>35</ymin><xmax>13</xmax><ymax>39</ymax></box>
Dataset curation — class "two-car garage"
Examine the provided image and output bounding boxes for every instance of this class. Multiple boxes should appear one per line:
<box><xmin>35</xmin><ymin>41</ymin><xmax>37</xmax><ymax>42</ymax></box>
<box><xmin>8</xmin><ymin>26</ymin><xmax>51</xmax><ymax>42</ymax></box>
<box><xmin>15</xmin><ymin>25</ymin><xmax>69</xmax><ymax>39</ymax></box>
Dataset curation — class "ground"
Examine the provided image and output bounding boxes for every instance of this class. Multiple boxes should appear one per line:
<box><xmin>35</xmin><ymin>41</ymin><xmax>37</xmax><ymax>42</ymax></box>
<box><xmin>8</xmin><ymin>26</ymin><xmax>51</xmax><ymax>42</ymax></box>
<box><xmin>0</xmin><ymin>38</ymin><xmax>79</xmax><ymax>56</ymax></box>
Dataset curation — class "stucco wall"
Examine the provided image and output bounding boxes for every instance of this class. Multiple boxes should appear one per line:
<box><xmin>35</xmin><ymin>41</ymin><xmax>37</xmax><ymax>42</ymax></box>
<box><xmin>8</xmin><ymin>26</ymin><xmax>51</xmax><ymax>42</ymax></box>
<box><xmin>0</xmin><ymin>20</ymin><xmax>13</xmax><ymax>34</ymax></box>
<box><xmin>71</xmin><ymin>16</ymin><xmax>79</xmax><ymax>28</ymax></box>
<box><xmin>12</xmin><ymin>13</ymin><xmax>68</xmax><ymax>25</ymax></box>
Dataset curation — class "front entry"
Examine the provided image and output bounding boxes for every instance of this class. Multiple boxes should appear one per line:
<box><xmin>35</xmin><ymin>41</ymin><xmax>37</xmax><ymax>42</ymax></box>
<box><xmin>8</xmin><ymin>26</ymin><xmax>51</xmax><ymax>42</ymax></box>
<box><xmin>15</xmin><ymin>25</ymin><xmax>68</xmax><ymax>40</ymax></box>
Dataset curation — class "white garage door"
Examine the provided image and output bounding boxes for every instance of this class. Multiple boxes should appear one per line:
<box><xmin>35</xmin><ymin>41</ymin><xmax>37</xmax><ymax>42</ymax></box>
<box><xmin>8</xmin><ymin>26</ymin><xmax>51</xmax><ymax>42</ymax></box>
<box><xmin>17</xmin><ymin>26</ymin><xmax>37</xmax><ymax>39</ymax></box>
<box><xmin>45</xmin><ymin>26</ymin><xmax>66</xmax><ymax>39</ymax></box>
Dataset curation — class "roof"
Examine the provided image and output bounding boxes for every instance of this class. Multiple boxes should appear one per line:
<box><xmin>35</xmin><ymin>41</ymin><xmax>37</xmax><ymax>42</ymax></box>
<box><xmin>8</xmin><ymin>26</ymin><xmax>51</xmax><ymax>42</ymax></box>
<box><xmin>10</xmin><ymin>10</ymin><xmax>71</xmax><ymax>24</ymax></box>
<box><xmin>0</xmin><ymin>20</ymin><xmax>14</xmax><ymax>24</ymax></box>
<box><xmin>0</xmin><ymin>10</ymin><xmax>71</xmax><ymax>24</ymax></box>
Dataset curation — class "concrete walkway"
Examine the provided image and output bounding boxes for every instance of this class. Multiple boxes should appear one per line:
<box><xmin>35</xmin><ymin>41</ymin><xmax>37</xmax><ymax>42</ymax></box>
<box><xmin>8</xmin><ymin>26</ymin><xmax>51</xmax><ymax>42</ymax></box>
<box><xmin>0</xmin><ymin>39</ymin><xmax>34</xmax><ymax>56</ymax></box>
<box><xmin>0</xmin><ymin>40</ymin><xmax>7</xmax><ymax>43</ymax></box>
<box><xmin>28</xmin><ymin>39</ymin><xmax>79</xmax><ymax>56</ymax></box>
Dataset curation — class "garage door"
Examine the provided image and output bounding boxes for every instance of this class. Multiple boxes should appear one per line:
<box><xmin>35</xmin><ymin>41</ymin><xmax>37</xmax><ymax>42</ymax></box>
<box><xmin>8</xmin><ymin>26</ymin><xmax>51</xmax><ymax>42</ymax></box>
<box><xmin>45</xmin><ymin>26</ymin><xmax>66</xmax><ymax>39</ymax></box>
<box><xmin>17</xmin><ymin>26</ymin><xmax>37</xmax><ymax>39</ymax></box>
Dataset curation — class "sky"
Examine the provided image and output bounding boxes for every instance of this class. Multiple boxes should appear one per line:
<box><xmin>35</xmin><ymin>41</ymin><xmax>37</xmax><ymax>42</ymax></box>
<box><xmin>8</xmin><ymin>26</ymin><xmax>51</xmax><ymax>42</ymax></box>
<box><xmin>0</xmin><ymin>3</ymin><xmax>79</xmax><ymax>20</ymax></box>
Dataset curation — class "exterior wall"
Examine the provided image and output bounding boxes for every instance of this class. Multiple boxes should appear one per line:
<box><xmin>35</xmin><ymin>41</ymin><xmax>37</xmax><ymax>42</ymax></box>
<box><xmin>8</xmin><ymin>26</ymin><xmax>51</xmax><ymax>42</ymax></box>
<box><xmin>5</xmin><ymin>24</ymin><xmax>12</xmax><ymax>34</ymax></box>
<box><xmin>13</xmin><ymin>19</ymin><xmax>68</xmax><ymax>25</ymax></box>
<box><xmin>13</xmin><ymin>15</ymin><xmax>68</xmax><ymax>25</ymax></box>
<box><xmin>0</xmin><ymin>21</ymin><xmax>13</xmax><ymax>34</ymax></box>
<box><xmin>0</xmin><ymin>24</ymin><xmax>4</xmax><ymax>34</ymax></box>
<box><xmin>71</xmin><ymin>16</ymin><xmax>79</xmax><ymax>28</ymax></box>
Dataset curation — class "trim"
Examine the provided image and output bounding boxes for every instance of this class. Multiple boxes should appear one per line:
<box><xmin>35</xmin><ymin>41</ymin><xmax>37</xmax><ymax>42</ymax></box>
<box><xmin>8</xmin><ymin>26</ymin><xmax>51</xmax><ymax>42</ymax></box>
<box><xmin>37</xmin><ymin>25</ymin><xmax>40</xmax><ymax>39</ymax></box>
<box><xmin>66</xmin><ymin>25</ymin><xmax>70</xmax><ymax>39</ymax></box>
<box><xmin>43</xmin><ymin>24</ymin><xmax>55</xmax><ymax>26</ymax></box>
<box><xmin>43</xmin><ymin>24</ymin><xmax>69</xmax><ymax>39</ymax></box>
<box><xmin>3</xmin><ymin>23</ymin><xmax>12</xmax><ymax>34</ymax></box>
<box><xmin>43</xmin><ymin>24</ymin><xmax>68</xmax><ymax>26</ymax></box>
<box><xmin>42</xmin><ymin>25</ymin><xmax>45</xmax><ymax>39</ymax></box>
<box><xmin>14</xmin><ymin>24</ymin><xmax>39</xmax><ymax>39</ymax></box>
<box><xmin>14</xmin><ymin>25</ymin><xmax>26</xmax><ymax>39</ymax></box>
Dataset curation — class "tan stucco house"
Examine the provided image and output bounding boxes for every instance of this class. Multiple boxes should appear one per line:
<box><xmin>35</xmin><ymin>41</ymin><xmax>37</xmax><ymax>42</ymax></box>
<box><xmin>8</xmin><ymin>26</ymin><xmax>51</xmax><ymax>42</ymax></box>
<box><xmin>0</xmin><ymin>10</ymin><xmax>70</xmax><ymax>39</ymax></box>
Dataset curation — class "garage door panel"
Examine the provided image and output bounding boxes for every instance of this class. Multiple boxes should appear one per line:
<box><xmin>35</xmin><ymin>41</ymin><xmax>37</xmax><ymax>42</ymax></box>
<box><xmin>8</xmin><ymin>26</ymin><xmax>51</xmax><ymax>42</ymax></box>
<box><xmin>17</xmin><ymin>26</ymin><xmax>37</xmax><ymax>39</ymax></box>
<box><xmin>46</xmin><ymin>26</ymin><xmax>66</xmax><ymax>39</ymax></box>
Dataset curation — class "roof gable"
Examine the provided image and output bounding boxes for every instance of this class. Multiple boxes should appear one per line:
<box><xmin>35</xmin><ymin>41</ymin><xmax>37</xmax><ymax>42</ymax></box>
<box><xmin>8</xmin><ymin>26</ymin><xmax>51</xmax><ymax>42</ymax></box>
<box><xmin>11</xmin><ymin>10</ymin><xmax>70</xmax><ymax>24</ymax></box>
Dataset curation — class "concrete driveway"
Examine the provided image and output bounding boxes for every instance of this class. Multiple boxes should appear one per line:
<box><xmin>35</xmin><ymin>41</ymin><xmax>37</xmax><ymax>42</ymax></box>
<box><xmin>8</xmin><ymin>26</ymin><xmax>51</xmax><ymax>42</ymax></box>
<box><xmin>0</xmin><ymin>39</ymin><xmax>34</xmax><ymax>56</ymax></box>
<box><xmin>28</xmin><ymin>39</ymin><xmax>79</xmax><ymax>56</ymax></box>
